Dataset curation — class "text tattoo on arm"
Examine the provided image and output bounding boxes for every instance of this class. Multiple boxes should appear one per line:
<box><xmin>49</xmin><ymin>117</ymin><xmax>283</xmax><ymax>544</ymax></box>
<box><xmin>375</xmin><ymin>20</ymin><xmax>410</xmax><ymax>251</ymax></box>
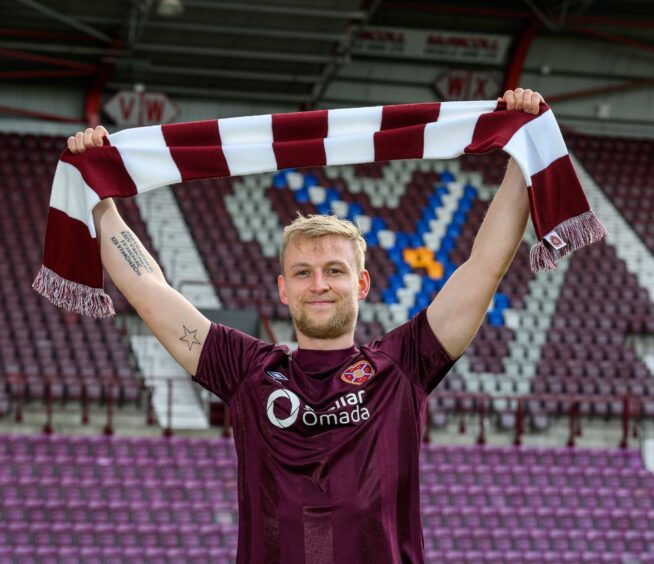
<box><xmin>179</xmin><ymin>325</ymin><xmax>202</xmax><ymax>351</ymax></box>
<box><xmin>110</xmin><ymin>230</ymin><xmax>155</xmax><ymax>276</ymax></box>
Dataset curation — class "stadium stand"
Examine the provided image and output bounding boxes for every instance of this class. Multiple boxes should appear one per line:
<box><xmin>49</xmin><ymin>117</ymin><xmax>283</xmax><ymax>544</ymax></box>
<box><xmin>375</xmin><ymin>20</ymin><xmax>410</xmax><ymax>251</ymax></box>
<box><xmin>567</xmin><ymin>134</ymin><xmax>654</xmax><ymax>255</ymax></box>
<box><xmin>0</xmin><ymin>133</ymin><xmax>147</xmax><ymax>408</ymax></box>
<box><xmin>2</xmin><ymin>130</ymin><xmax>652</xmax><ymax>421</ymax></box>
<box><xmin>0</xmin><ymin>128</ymin><xmax>652</xmax><ymax>562</ymax></box>
<box><xmin>0</xmin><ymin>434</ymin><xmax>651</xmax><ymax>562</ymax></box>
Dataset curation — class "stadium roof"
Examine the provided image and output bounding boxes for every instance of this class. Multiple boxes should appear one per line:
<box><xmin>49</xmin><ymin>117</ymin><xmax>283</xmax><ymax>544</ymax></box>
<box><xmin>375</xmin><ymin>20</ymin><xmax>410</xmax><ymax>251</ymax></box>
<box><xmin>0</xmin><ymin>0</ymin><xmax>653</xmax><ymax>111</ymax></box>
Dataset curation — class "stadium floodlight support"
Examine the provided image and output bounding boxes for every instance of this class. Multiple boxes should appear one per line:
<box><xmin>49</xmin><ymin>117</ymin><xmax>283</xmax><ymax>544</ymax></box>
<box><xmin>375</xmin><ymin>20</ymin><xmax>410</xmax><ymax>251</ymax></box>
<box><xmin>75</xmin><ymin>16</ymin><xmax>348</xmax><ymax>43</ymax></box>
<box><xmin>112</xmin><ymin>60</ymin><xmax>320</xmax><ymax>84</ymax></box>
<box><xmin>0</xmin><ymin>38</ymin><xmax>327</xmax><ymax>66</ymax></box>
<box><xmin>0</xmin><ymin>40</ymin><xmax>122</xmax><ymax>57</ymax></box>
<box><xmin>107</xmin><ymin>81</ymin><xmax>308</xmax><ymax>104</ymax></box>
<box><xmin>306</xmin><ymin>0</ymin><xmax>382</xmax><ymax>108</ymax></box>
<box><xmin>135</xmin><ymin>42</ymin><xmax>331</xmax><ymax>64</ymax></box>
<box><xmin>524</xmin><ymin>0</ymin><xmax>597</xmax><ymax>33</ymax></box>
<box><xmin>11</xmin><ymin>0</ymin><xmax>111</xmax><ymax>43</ymax></box>
<box><xmin>147</xmin><ymin>21</ymin><xmax>346</xmax><ymax>43</ymax></box>
<box><xmin>184</xmin><ymin>0</ymin><xmax>366</xmax><ymax>20</ymax></box>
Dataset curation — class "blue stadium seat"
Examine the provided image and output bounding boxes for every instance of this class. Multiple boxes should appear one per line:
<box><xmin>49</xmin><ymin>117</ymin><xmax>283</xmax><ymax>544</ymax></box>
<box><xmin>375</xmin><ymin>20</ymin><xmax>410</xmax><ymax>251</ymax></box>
<box><xmin>325</xmin><ymin>187</ymin><xmax>340</xmax><ymax>203</ymax></box>
<box><xmin>388</xmin><ymin>248</ymin><xmax>404</xmax><ymax>265</ymax></box>
<box><xmin>410</xmin><ymin>233</ymin><xmax>423</xmax><ymax>247</ymax></box>
<box><xmin>304</xmin><ymin>173</ymin><xmax>318</xmax><ymax>188</ymax></box>
<box><xmin>423</xmin><ymin>277</ymin><xmax>440</xmax><ymax>294</ymax></box>
<box><xmin>440</xmin><ymin>170</ymin><xmax>456</xmax><ymax>183</ymax></box>
<box><xmin>441</xmin><ymin>236</ymin><xmax>456</xmax><ymax>253</ymax></box>
<box><xmin>422</xmin><ymin>207</ymin><xmax>437</xmax><ymax>221</ymax></box>
<box><xmin>428</xmin><ymin>195</ymin><xmax>442</xmax><ymax>209</ymax></box>
<box><xmin>388</xmin><ymin>273</ymin><xmax>405</xmax><ymax>291</ymax></box>
<box><xmin>446</xmin><ymin>224</ymin><xmax>461</xmax><ymax>238</ymax></box>
<box><xmin>347</xmin><ymin>202</ymin><xmax>363</xmax><ymax>220</ymax></box>
<box><xmin>494</xmin><ymin>293</ymin><xmax>510</xmax><ymax>309</ymax></box>
<box><xmin>435</xmin><ymin>250</ymin><xmax>449</xmax><ymax>263</ymax></box>
<box><xmin>409</xmin><ymin>305</ymin><xmax>423</xmax><ymax>318</ymax></box>
<box><xmin>363</xmin><ymin>231</ymin><xmax>378</xmax><ymax>246</ymax></box>
<box><xmin>417</xmin><ymin>219</ymin><xmax>431</xmax><ymax>235</ymax></box>
<box><xmin>273</xmin><ymin>172</ymin><xmax>287</xmax><ymax>188</ymax></box>
<box><xmin>415</xmin><ymin>291</ymin><xmax>432</xmax><ymax>310</ymax></box>
<box><xmin>487</xmin><ymin>311</ymin><xmax>504</xmax><ymax>326</ymax></box>
<box><xmin>464</xmin><ymin>184</ymin><xmax>478</xmax><ymax>198</ymax></box>
<box><xmin>458</xmin><ymin>202</ymin><xmax>472</xmax><ymax>216</ymax></box>
<box><xmin>394</xmin><ymin>232</ymin><xmax>410</xmax><ymax>250</ymax></box>
<box><xmin>382</xmin><ymin>288</ymin><xmax>398</xmax><ymax>304</ymax></box>
<box><xmin>295</xmin><ymin>187</ymin><xmax>310</xmax><ymax>204</ymax></box>
<box><xmin>396</xmin><ymin>262</ymin><xmax>411</xmax><ymax>275</ymax></box>
<box><xmin>444</xmin><ymin>263</ymin><xmax>457</xmax><ymax>279</ymax></box>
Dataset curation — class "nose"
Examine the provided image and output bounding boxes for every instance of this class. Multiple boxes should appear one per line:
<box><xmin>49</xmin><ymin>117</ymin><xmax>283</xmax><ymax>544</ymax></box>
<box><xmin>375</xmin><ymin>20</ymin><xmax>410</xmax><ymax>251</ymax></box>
<box><xmin>309</xmin><ymin>270</ymin><xmax>330</xmax><ymax>293</ymax></box>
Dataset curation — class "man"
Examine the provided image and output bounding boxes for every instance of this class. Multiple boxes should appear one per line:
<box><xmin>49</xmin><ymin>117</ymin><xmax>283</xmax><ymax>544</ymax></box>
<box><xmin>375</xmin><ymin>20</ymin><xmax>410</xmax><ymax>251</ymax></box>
<box><xmin>70</xmin><ymin>88</ymin><xmax>543</xmax><ymax>563</ymax></box>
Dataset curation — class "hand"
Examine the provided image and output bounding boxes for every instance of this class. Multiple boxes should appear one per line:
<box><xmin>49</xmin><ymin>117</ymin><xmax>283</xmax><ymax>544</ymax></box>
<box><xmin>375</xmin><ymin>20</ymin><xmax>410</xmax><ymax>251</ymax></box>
<box><xmin>67</xmin><ymin>125</ymin><xmax>109</xmax><ymax>154</ymax></box>
<box><xmin>499</xmin><ymin>88</ymin><xmax>544</xmax><ymax>115</ymax></box>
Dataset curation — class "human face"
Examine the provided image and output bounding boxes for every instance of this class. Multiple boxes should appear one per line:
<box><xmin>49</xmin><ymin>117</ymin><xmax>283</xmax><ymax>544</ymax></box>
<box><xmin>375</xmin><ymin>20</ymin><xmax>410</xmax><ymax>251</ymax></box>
<box><xmin>278</xmin><ymin>235</ymin><xmax>370</xmax><ymax>341</ymax></box>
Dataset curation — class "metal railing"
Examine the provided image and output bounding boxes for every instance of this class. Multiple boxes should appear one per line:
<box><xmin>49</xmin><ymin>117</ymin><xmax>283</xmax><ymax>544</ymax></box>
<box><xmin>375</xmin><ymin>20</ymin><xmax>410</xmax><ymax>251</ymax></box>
<box><xmin>4</xmin><ymin>376</ymin><xmax>646</xmax><ymax>449</ymax></box>
<box><xmin>423</xmin><ymin>391</ymin><xmax>644</xmax><ymax>450</ymax></box>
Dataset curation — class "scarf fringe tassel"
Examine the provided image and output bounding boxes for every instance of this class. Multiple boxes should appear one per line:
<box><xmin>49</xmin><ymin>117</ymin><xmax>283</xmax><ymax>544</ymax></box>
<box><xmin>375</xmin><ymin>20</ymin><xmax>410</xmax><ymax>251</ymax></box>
<box><xmin>530</xmin><ymin>211</ymin><xmax>608</xmax><ymax>272</ymax></box>
<box><xmin>32</xmin><ymin>265</ymin><xmax>115</xmax><ymax>318</ymax></box>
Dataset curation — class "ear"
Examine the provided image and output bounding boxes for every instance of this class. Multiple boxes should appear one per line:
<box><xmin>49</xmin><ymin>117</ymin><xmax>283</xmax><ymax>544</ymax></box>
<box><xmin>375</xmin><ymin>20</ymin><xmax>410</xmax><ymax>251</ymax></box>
<box><xmin>278</xmin><ymin>274</ymin><xmax>289</xmax><ymax>305</ymax></box>
<box><xmin>357</xmin><ymin>270</ymin><xmax>371</xmax><ymax>301</ymax></box>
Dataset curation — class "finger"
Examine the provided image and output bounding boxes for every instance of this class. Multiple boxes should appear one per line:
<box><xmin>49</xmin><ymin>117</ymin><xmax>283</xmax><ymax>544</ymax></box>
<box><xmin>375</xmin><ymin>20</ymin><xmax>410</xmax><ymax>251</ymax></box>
<box><xmin>533</xmin><ymin>91</ymin><xmax>544</xmax><ymax>113</ymax></box>
<box><xmin>530</xmin><ymin>91</ymin><xmax>541</xmax><ymax>114</ymax></box>
<box><xmin>92</xmin><ymin>125</ymin><xmax>108</xmax><ymax>146</ymax></box>
<box><xmin>514</xmin><ymin>88</ymin><xmax>527</xmax><ymax>111</ymax></box>
<box><xmin>83</xmin><ymin>127</ymin><xmax>95</xmax><ymax>149</ymax></box>
<box><xmin>521</xmin><ymin>89</ymin><xmax>534</xmax><ymax>114</ymax></box>
<box><xmin>503</xmin><ymin>90</ymin><xmax>516</xmax><ymax>111</ymax></box>
<box><xmin>67</xmin><ymin>136</ymin><xmax>77</xmax><ymax>154</ymax></box>
<box><xmin>74</xmin><ymin>132</ymin><xmax>85</xmax><ymax>153</ymax></box>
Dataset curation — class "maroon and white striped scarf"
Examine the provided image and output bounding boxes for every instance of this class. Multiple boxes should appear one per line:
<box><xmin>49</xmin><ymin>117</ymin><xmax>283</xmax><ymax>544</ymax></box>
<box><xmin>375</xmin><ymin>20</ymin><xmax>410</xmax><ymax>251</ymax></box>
<box><xmin>34</xmin><ymin>100</ymin><xmax>607</xmax><ymax>318</ymax></box>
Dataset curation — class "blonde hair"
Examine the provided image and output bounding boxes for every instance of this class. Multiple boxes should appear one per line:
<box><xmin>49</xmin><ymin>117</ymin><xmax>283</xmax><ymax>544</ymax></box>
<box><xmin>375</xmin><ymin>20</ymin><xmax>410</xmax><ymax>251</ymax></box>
<box><xmin>280</xmin><ymin>213</ymin><xmax>367</xmax><ymax>274</ymax></box>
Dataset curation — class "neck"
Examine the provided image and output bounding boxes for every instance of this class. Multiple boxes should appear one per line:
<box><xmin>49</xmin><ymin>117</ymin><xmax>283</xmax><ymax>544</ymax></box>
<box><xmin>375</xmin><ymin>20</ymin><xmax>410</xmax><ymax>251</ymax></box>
<box><xmin>295</xmin><ymin>330</ymin><xmax>355</xmax><ymax>351</ymax></box>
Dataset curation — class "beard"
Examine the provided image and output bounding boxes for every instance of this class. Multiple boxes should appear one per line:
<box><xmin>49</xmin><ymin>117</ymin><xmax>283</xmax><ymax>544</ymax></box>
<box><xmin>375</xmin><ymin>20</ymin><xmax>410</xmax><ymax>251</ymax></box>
<box><xmin>290</xmin><ymin>296</ymin><xmax>358</xmax><ymax>340</ymax></box>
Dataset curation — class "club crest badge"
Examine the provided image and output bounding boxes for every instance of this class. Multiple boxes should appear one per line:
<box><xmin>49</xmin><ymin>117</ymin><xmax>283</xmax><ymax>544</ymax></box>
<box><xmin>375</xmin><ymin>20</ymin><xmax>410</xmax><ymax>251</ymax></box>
<box><xmin>341</xmin><ymin>361</ymin><xmax>375</xmax><ymax>386</ymax></box>
<box><xmin>544</xmin><ymin>229</ymin><xmax>567</xmax><ymax>250</ymax></box>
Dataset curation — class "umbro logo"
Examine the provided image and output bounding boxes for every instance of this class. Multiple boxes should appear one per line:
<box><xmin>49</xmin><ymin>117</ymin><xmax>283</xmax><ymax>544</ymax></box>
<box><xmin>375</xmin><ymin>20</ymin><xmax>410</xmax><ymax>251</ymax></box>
<box><xmin>266</xmin><ymin>370</ymin><xmax>288</xmax><ymax>382</ymax></box>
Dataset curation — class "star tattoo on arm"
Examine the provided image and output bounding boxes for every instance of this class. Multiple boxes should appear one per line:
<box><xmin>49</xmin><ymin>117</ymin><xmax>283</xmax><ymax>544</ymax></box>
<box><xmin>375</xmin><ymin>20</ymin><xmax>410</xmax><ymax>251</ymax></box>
<box><xmin>179</xmin><ymin>325</ymin><xmax>202</xmax><ymax>351</ymax></box>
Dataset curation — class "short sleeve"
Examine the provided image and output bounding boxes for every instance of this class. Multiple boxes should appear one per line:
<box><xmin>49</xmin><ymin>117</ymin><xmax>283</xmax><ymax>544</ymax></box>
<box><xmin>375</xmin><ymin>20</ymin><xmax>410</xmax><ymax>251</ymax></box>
<box><xmin>192</xmin><ymin>323</ymin><xmax>272</xmax><ymax>403</ymax></box>
<box><xmin>373</xmin><ymin>309</ymin><xmax>458</xmax><ymax>394</ymax></box>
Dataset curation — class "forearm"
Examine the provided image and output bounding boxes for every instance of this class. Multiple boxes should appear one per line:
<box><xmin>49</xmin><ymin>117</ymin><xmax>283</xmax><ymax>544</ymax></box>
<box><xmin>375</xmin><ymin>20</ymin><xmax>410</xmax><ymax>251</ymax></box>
<box><xmin>92</xmin><ymin>199</ymin><xmax>167</xmax><ymax>307</ymax></box>
<box><xmin>468</xmin><ymin>158</ymin><xmax>530</xmax><ymax>277</ymax></box>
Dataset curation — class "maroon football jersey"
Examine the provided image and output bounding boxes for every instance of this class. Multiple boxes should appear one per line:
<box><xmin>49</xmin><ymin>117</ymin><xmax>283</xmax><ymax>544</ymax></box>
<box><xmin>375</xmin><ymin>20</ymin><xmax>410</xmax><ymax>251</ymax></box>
<box><xmin>193</xmin><ymin>309</ymin><xmax>457</xmax><ymax>563</ymax></box>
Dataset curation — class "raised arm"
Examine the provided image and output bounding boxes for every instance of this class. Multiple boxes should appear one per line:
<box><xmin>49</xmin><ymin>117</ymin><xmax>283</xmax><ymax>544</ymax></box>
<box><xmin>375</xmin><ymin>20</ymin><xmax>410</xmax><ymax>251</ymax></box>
<box><xmin>426</xmin><ymin>88</ymin><xmax>543</xmax><ymax>359</ymax></box>
<box><xmin>71</xmin><ymin>127</ymin><xmax>210</xmax><ymax>375</ymax></box>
